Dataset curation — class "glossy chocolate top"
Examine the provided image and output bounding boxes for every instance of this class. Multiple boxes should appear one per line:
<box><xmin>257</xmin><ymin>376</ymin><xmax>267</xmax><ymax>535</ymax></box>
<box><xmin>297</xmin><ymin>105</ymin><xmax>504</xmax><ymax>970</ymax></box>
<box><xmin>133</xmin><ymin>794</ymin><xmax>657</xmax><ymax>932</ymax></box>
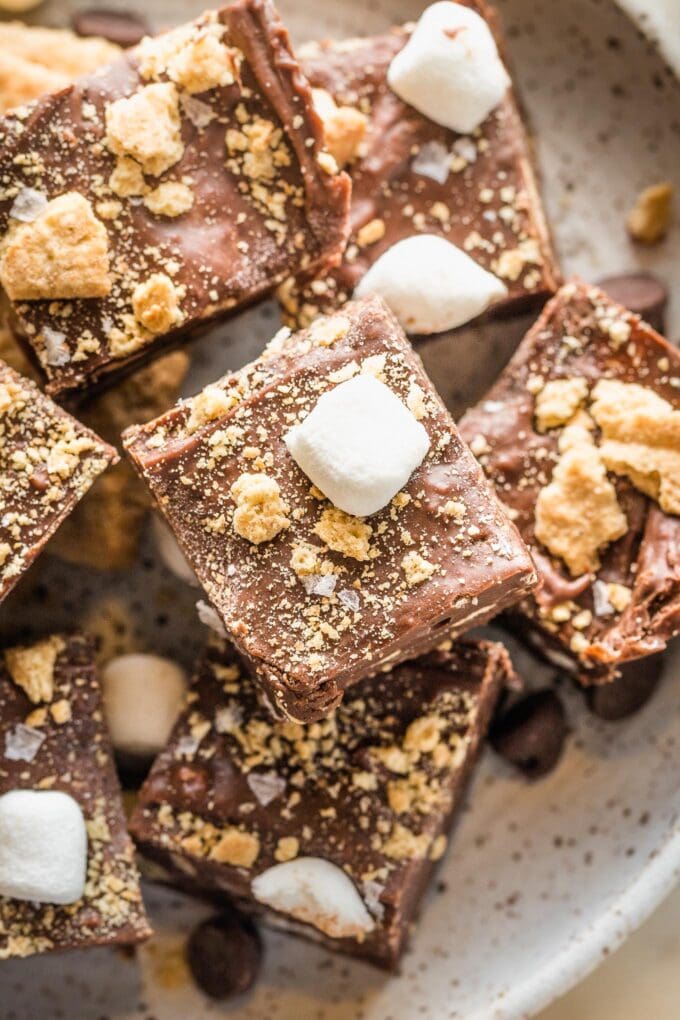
<box><xmin>278</xmin><ymin>0</ymin><xmax>560</xmax><ymax>330</ymax></box>
<box><xmin>131</xmin><ymin>636</ymin><xmax>510</xmax><ymax>968</ymax></box>
<box><xmin>0</xmin><ymin>2</ymin><xmax>350</xmax><ymax>396</ymax></box>
<box><xmin>124</xmin><ymin>296</ymin><xmax>535</xmax><ymax>721</ymax></box>
<box><xmin>0</xmin><ymin>633</ymin><xmax>150</xmax><ymax>959</ymax></box>
<box><xmin>460</xmin><ymin>279</ymin><xmax>680</xmax><ymax>679</ymax></box>
<box><xmin>0</xmin><ymin>358</ymin><xmax>117</xmax><ymax>602</ymax></box>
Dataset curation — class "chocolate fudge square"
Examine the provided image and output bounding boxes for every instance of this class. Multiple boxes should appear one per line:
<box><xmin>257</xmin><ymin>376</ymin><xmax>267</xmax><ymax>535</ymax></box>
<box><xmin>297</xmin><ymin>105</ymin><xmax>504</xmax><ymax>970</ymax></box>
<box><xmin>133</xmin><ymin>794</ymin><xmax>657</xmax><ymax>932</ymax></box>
<box><xmin>277</xmin><ymin>0</ymin><xmax>560</xmax><ymax>331</ymax></box>
<box><xmin>130</xmin><ymin>635</ymin><xmax>511</xmax><ymax>969</ymax></box>
<box><xmin>0</xmin><ymin>633</ymin><xmax>150</xmax><ymax>959</ymax></box>
<box><xmin>124</xmin><ymin>295</ymin><xmax>536</xmax><ymax>722</ymax></box>
<box><xmin>0</xmin><ymin>2</ymin><xmax>350</xmax><ymax>397</ymax></box>
<box><xmin>459</xmin><ymin>279</ymin><xmax>680</xmax><ymax>683</ymax></box>
<box><xmin>0</xmin><ymin>360</ymin><xmax>117</xmax><ymax>602</ymax></box>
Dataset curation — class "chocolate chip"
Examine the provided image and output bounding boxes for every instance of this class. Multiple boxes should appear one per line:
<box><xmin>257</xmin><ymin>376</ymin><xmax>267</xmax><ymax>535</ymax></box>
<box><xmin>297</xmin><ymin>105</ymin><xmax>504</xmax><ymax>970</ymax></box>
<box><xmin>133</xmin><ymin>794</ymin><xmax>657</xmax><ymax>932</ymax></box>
<box><xmin>71</xmin><ymin>9</ymin><xmax>150</xmax><ymax>48</ymax></box>
<box><xmin>186</xmin><ymin>909</ymin><xmax>262</xmax><ymax>999</ymax></box>
<box><xmin>597</xmin><ymin>272</ymin><xmax>668</xmax><ymax>333</ymax></box>
<box><xmin>586</xmin><ymin>653</ymin><xmax>664</xmax><ymax>721</ymax></box>
<box><xmin>490</xmin><ymin>689</ymin><xmax>567</xmax><ymax>779</ymax></box>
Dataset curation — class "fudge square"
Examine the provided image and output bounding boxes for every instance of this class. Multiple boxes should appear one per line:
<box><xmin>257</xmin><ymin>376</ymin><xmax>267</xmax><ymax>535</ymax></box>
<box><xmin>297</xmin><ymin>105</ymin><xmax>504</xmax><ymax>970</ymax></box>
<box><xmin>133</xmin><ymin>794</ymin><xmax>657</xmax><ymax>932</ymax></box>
<box><xmin>0</xmin><ymin>359</ymin><xmax>117</xmax><ymax>602</ymax></box>
<box><xmin>0</xmin><ymin>633</ymin><xmax>150</xmax><ymax>960</ymax></box>
<box><xmin>0</xmin><ymin>2</ymin><xmax>350</xmax><ymax>397</ymax></box>
<box><xmin>277</xmin><ymin>0</ymin><xmax>560</xmax><ymax>332</ymax></box>
<box><xmin>459</xmin><ymin>279</ymin><xmax>680</xmax><ymax>684</ymax></box>
<box><xmin>124</xmin><ymin>295</ymin><xmax>536</xmax><ymax>722</ymax></box>
<box><xmin>130</xmin><ymin>635</ymin><xmax>511</xmax><ymax>969</ymax></box>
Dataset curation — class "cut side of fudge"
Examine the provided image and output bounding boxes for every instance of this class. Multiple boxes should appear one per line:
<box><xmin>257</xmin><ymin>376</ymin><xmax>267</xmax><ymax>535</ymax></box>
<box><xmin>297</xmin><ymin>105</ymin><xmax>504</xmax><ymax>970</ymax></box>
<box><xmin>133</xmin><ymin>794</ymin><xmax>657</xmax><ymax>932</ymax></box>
<box><xmin>124</xmin><ymin>295</ymin><xmax>536</xmax><ymax>722</ymax></box>
<box><xmin>0</xmin><ymin>2</ymin><xmax>350</xmax><ymax>397</ymax></box>
<box><xmin>130</xmin><ymin>636</ymin><xmax>511</xmax><ymax>969</ymax></box>
<box><xmin>0</xmin><ymin>633</ymin><xmax>151</xmax><ymax>960</ymax></box>
<box><xmin>277</xmin><ymin>0</ymin><xmax>560</xmax><ymax>332</ymax></box>
<box><xmin>459</xmin><ymin>278</ymin><xmax>680</xmax><ymax>683</ymax></box>
<box><xmin>0</xmin><ymin>360</ymin><xmax>117</xmax><ymax>602</ymax></box>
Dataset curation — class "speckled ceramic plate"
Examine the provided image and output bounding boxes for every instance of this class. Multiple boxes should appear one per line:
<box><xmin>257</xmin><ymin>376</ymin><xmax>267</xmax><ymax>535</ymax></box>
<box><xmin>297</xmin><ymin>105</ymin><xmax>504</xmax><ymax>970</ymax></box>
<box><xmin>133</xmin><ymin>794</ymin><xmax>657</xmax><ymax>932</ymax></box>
<box><xmin>2</xmin><ymin>1</ymin><xmax>679</xmax><ymax>1018</ymax></box>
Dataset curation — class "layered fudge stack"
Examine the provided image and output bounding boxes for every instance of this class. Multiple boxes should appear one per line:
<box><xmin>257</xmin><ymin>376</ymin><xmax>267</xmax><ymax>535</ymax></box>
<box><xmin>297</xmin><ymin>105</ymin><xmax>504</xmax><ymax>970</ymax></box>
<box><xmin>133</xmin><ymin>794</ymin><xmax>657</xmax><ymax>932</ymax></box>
<box><xmin>0</xmin><ymin>0</ymin><xmax>677</xmax><ymax>983</ymax></box>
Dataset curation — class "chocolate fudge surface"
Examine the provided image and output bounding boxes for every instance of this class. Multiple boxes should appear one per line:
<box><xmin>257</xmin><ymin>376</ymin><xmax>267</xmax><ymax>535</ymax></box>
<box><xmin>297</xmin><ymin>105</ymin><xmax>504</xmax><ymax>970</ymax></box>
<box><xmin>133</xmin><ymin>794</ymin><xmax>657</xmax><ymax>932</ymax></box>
<box><xmin>277</xmin><ymin>0</ymin><xmax>560</xmax><ymax>331</ymax></box>
<box><xmin>124</xmin><ymin>295</ymin><xmax>536</xmax><ymax>722</ymax></box>
<box><xmin>459</xmin><ymin>279</ymin><xmax>680</xmax><ymax>683</ymax></box>
<box><xmin>0</xmin><ymin>633</ymin><xmax>150</xmax><ymax>959</ymax></box>
<box><xmin>130</xmin><ymin>636</ymin><xmax>511</xmax><ymax>969</ymax></box>
<box><xmin>0</xmin><ymin>2</ymin><xmax>350</xmax><ymax>397</ymax></box>
<box><xmin>0</xmin><ymin>359</ymin><xmax>117</xmax><ymax>602</ymax></box>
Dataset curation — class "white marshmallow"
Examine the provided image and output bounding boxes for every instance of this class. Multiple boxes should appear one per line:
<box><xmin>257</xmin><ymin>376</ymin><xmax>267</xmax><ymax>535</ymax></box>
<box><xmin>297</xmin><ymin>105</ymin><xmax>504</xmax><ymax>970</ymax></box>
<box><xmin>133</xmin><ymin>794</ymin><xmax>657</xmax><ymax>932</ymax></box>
<box><xmin>152</xmin><ymin>515</ymin><xmax>199</xmax><ymax>586</ymax></box>
<box><xmin>252</xmin><ymin>857</ymin><xmax>375</xmax><ymax>940</ymax></box>
<box><xmin>355</xmin><ymin>234</ymin><xmax>507</xmax><ymax>334</ymax></box>
<box><xmin>0</xmin><ymin>790</ymin><xmax>87</xmax><ymax>904</ymax></box>
<box><xmin>102</xmin><ymin>653</ymin><xmax>187</xmax><ymax>758</ymax></box>
<box><xmin>387</xmin><ymin>1</ymin><xmax>511</xmax><ymax>134</ymax></box>
<box><xmin>285</xmin><ymin>374</ymin><xmax>430</xmax><ymax>517</ymax></box>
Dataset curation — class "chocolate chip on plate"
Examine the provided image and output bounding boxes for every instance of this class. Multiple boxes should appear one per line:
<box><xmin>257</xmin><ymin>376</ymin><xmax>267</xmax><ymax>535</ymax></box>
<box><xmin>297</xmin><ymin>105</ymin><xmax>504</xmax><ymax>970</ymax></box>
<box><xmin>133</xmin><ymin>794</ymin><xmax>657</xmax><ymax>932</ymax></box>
<box><xmin>586</xmin><ymin>653</ymin><xmax>664</xmax><ymax>721</ymax></box>
<box><xmin>490</xmin><ymin>689</ymin><xmax>567</xmax><ymax>780</ymax></box>
<box><xmin>186</xmin><ymin>909</ymin><xmax>262</xmax><ymax>1000</ymax></box>
<box><xmin>71</xmin><ymin>8</ymin><xmax>150</xmax><ymax>48</ymax></box>
<box><xmin>597</xmin><ymin>272</ymin><xmax>668</xmax><ymax>333</ymax></box>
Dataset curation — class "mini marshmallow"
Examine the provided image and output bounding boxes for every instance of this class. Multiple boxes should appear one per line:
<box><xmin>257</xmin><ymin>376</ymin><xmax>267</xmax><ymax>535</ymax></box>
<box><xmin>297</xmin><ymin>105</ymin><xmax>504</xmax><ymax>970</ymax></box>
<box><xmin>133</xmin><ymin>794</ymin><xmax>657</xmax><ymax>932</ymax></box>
<box><xmin>355</xmin><ymin>234</ymin><xmax>507</xmax><ymax>334</ymax></box>
<box><xmin>102</xmin><ymin>653</ymin><xmax>187</xmax><ymax>758</ymax></box>
<box><xmin>152</xmin><ymin>515</ymin><xmax>199</xmax><ymax>586</ymax></box>
<box><xmin>285</xmin><ymin>374</ymin><xmax>430</xmax><ymax>517</ymax></box>
<box><xmin>0</xmin><ymin>790</ymin><xmax>87</xmax><ymax>904</ymax></box>
<box><xmin>387</xmin><ymin>1</ymin><xmax>511</xmax><ymax>134</ymax></box>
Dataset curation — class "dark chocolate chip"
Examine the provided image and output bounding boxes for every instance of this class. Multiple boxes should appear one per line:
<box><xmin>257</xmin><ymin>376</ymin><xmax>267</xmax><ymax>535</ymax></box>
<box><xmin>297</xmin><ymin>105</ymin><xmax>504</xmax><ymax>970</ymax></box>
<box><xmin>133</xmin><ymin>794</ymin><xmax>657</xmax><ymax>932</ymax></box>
<box><xmin>71</xmin><ymin>8</ymin><xmax>150</xmax><ymax>48</ymax></box>
<box><xmin>186</xmin><ymin>909</ymin><xmax>262</xmax><ymax>999</ymax></box>
<box><xmin>597</xmin><ymin>272</ymin><xmax>668</xmax><ymax>333</ymax></box>
<box><xmin>585</xmin><ymin>653</ymin><xmax>664</xmax><ymax>721</ymax></box>
<box><xmin>490</xmin><ymin>689</ymin><xmax>567</xmax><ymax>779</ymax></box>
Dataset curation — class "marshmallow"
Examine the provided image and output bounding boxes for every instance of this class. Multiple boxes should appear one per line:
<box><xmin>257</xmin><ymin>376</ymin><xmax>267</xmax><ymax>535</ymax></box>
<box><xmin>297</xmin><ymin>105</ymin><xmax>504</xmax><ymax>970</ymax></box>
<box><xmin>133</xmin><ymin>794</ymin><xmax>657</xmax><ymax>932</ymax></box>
<box><xmin>0</xmin><ymin>790</ymin><xmax>87</xmax><ymax>904</ymax></box>
<box><xmin>355</xmin><ymin>234</ymin><xmax>507</xmax><ymax>334</ymax></box>
<box><xmin>387</xmin><ymin>2</ymin><xmax>511</xmax><ymax>134</ymax></box>
<box><xmin>252</xmin><ymin>857</ymin><xmax>375</xmax><ymax>940</ymax></box>
<box><xmin>285</xmin><ymin>374</ymin><xmax>430</xmax><ymax>517</ymax></box>
<box><xmin>152</xmin><ymin>515</ymin><xmax>199</xmax><ymax>586</ymax></box>
<box><xmin>102</xmin><ymin>653</ymin><xmax>187</xmax><ymax>758</ymax></box>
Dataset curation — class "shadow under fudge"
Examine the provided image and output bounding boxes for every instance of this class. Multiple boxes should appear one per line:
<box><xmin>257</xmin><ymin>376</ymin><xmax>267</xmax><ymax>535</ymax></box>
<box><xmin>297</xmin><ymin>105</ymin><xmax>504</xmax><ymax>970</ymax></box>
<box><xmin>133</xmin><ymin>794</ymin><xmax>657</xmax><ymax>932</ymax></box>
<box><xmin>459</xmin><ymin>279</ymin><xmax>680</xmax><ymax>685</ymax></box>
<box><xmin>124</xmin><ymin>295</ymin><xmax>536</xmax><ymax>723</ymax></box>
<box><xmin>130</xmin><ymin>636</ymin><xmax>512</xmax><ymax>969</ymax></box>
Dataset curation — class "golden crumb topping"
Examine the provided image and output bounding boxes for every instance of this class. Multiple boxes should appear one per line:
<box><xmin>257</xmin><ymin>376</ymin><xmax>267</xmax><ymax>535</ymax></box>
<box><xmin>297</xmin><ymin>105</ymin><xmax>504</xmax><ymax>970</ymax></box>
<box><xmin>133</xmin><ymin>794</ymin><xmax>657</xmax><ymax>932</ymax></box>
<box><xmin>105</xmin><ymin>83</ymin><xmax>184</xmax><ymax>177</ymax></box>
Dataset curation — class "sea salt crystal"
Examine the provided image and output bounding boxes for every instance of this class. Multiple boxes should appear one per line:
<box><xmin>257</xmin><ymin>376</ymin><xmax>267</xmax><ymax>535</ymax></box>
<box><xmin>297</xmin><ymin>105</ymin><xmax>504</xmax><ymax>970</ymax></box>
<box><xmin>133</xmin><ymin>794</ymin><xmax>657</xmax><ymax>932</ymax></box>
<box><xmin>4</xmin><ymin>724</ymin><xmax>45</xmax><ymax>763</ymax></box>
<box><xmin>338</xmin><ymin>588</ymin><xmax>361</xmax><ymax>612</ymax></box>
<box><xmin>42</xmin><ymin>326</ymin><xmax>70</xmax><ymax>366</ymax></box>
<box><xmin>302</xmin><ymin>574</ymin><xmax>337</xmax><ymax>597</ymax></box>
<box><xmin>180</xmin><ymin>94</ymin><xmax>215</xmax><ymax>128</ymax></box>
<box><xmin>362</xmin><ymin>878</ymin><xmax>385</xmax><ymax>921</ymax></box>
<box><xmin>176</xmin><ymin>734</ymin><xmax>201</xmax><ymax>758</ymax></box>
<box><xmin>10</xmin><ymin>188</ymin><xmax>48</xmax><ymax>223</ymax></box>
<box><xmin>215</xmin><ymin>702</ymin><xmax>243</xmax><ymax>734</ymax></box>
<box><xmin>247</xmin><ymin>771</ymin><xmax>286</xmax><ymax>806</ymax></box>
<box><xmin>452</xmin><ymin>136</ymin><xmax>478</xmax><ymax>164</ymax></box>
<box><xmin>412</xmin><ymin>140</ymin><xmax>450</xmax><ymax>184</ymax></box>
<box><xmin>592</xmin><ymin>579</ymin><xmax>614</xmax><ymax>617</ymax></box>
<box><xmin>196</xmin><ymin>600</ymin><xmax>226</xmax><ymax>637</ymax></box>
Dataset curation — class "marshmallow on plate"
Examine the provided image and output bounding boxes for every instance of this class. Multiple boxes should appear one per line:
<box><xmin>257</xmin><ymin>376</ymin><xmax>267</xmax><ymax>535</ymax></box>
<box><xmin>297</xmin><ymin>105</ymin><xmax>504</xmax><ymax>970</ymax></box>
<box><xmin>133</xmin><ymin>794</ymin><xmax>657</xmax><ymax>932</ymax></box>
<box><xmin>0</xmin><ymin>789</ymin><xmax>87</xmax><ymax>904</ymax></box>
<box><xmin>387</xmin><ymin>1</ymin><xmax>511</xmax><ymax>134</ymax></box>
<box><xmin>102</xmin><ymin>653</ymin><xmax>187</xmax><ymax>758</ymax></box>
<box><xmin>355</xmin><ymin>234</ymin><xmax>507</xmax><ymax>334</ymax></box>
<box><xmin>285</xmin><ymin>374</ymin><xmax>430</xmax><ymax>517</ymax></box>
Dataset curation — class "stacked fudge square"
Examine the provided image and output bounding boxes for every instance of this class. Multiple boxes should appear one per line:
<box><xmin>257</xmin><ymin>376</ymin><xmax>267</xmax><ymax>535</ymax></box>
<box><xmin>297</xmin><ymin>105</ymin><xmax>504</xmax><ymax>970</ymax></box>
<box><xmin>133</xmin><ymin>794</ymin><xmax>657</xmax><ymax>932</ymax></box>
<box><xmin>0</xmin><ymin>0</ymin><xmax>677</xmax><ymax>981</ymax></box>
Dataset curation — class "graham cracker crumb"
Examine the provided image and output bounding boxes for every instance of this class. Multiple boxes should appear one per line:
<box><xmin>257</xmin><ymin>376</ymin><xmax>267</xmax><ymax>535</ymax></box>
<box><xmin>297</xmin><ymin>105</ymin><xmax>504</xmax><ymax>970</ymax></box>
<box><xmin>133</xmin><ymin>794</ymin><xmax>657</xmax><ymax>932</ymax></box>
<box><xmin>356</xmin><ymin>218</ymin><xmax>386</xmax><ymax>248</ymax></box>
<box><xmin>209</xmin><ymin>828</ymin><xmax>260</xmax><ymax>868</ymax></box>
<box><xmin>144</xmin><ymin>182</ymin><xmax>194</xmax><ymax>218</ymax></box>
<box><xmin>274</xmin><ymin>836</ymin><xmax>299</xmax><ymax>862</ymax></box>
<box><xmin>230</xmin><ymin>473</ymin><xmax>290</xmax><ymax>544</ymax></box>
<box><xmin>314</xmin><ymin>507</ymin><xmax>372</xmax><ymax>561</ymax></box>
<box><xmin>132</xmin><ymin>273</ymin><xmax>182</xmax><ymax>334</ymax></box>
<box><xmin>626</xmin><ymin>182</ymin><xmax>673</xmax><ymax>244</ymax></box>
<box><xmin>109</xmin><ymin>157</ymin><xmax>147</xmax><ymax>198</ymax></box>
<box><xmin>401</xmin><ymin>551</ymin><xmax>436</xmax><ymax>586</ymax></box>
<box><xmin>534</xmin><ymin>376</ymin><xmax>588</xmax><ymax>432</ymax></box>
<box><xmin>105</xmin><ymin>83</ymin><xmax>184</xmax><ymax>177</ymax></box>
<box><xmin>4</xmin><ymin>636</ymin><xmax>65</xmax><ymax>704</ymax></box>
<box><xmin>311</xmin><ymin>88</ymin><xmax>367</xmax><ymax>168</ymax></box>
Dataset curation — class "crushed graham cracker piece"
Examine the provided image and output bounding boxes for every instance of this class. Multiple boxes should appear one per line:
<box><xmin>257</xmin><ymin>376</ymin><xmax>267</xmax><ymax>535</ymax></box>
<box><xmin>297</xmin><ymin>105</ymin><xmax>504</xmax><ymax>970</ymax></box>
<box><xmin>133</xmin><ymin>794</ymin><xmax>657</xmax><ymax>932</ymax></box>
<box><xmin>607</xmin><ymin>582</ymin><xmax>633</xmax><ymax>613</ymax></box>
<box><xmin>311</xmin><ymin>88</ymin><xmax>367</xmax><ymax>168</ymax></box>
<box><xmin>401</xmin><ymin>551</ymin><xmax>436</xmax><ymax>586</ymax></box>
<box><xmin>132</xmin><ymin>273</ymin><xmax>183</xmax><ymax>334</ymax></box>
<box><xmin>0</xmin><ymin>193</ymin><xmax>111</xmax><ymax>301</ymax></box>
<box><xmin>209</xmin><ymin>828</ymin><xmax>260</xmax><ymax>867</ymax></box>
<box><xmin>165</xmin><ymin>29</ymin><xmax>237</xmax><ymax>94</ymax></box>
<box><xmin>109</xmin><ymin>157</ymin><xmax>147</xmax><ymax>198</ymax></box>
<box><xmin>314</xmin><ymin>507</ymin><xmax>372</xmax><ymax>561</ymax></box>
<box><xmin>626</xmin><ymin>182</ymin><xmax>673</xmax><ymax>245</ymax></box>
<box><xmin>535</xmin><ymin>425</ymin><xmax>627</xmax><ymax>576</ymax></box>
<box><xmin>534</xmin><ymin>376</ymin><xmax>588</xmax><ymax>432</ymax></box>
<box><xmin>307</xmin><ymin>314</ymin><xmax>350</xmax><ymax>347</ymax></box>
<box><xmin>144</xmin><ymin>182</ymin><xmax>194</xmax><ymax>217</ymax></box>
<box><xmin>356</xmin><ymin>218</ymin><xmax>386</xmax><ymax>248</ymax></box>
<box><xmin>105</xmin><ymin>83</ymin><xmax>184</xmax><ymax>177</ymax></box>
<box><xmin>4</xmin><ymin>636</ymin><xmax>65</xmax><ymax>704</ymax></box>
<box><xmin>274</xmin><ymin>835</ymin><xmax>299</xmax><ymax>862</ymax></box>
<box><xmin>382</xmin><ymin>823</ymin><xmax>431</xmax><ymax>861</ymax></box>
<box><xmin>590</xmin><ymin>379</ymin><xmax>680</xmax><ymax>515</ymax></box>
<box><xmin>230</xmin><ymin>473</ymin><xmax>290</xmax><ymax>544</ymax></box>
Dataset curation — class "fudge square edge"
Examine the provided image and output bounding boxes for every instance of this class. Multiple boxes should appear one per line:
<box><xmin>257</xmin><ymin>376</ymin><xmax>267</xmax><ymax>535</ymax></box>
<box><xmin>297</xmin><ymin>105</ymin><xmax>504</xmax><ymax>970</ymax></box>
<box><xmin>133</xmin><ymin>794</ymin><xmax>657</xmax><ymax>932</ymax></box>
<box><xmin>459</xmin><ymin>278</ymin><xmax>680</xmax><ymax>683</ymax></box>
<box><xmin>0</xmin><ymin>1</ymin><xmax>351</xmax><ymax>396</ymax></box>
<box><xmin>130</xmin><ymin>635</ymin><xmax>512</xmax><ymax>969</ymax></box>
<box><xmin>0</xmin><ymin>632</ymin><xmax>151</xmax><ymax>960</ymax></box>
<box><xmin>0</xmin><ymin>358</ymin><xmax>118</xmax><ymax>603</ymax></box>
<box><xmin>124</xmin><ymin>294</ymin><xmax>536</xmax><ymax>722</ymax></box>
